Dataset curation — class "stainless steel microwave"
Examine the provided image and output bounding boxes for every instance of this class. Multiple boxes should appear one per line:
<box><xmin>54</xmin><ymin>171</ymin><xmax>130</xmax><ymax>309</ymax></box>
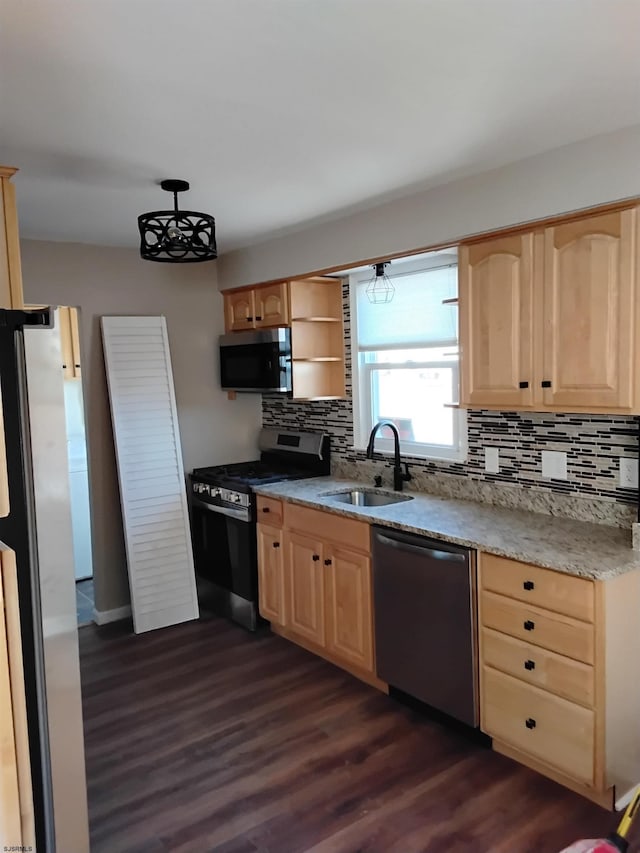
<box><xmin>219</xmin><ymin>327</ymin><xmax>292</xmax><ymax>393</ymax></box>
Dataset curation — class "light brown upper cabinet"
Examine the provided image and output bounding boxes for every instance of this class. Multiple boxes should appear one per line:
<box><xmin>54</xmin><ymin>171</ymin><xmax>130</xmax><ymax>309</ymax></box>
<box><xmin>0</xmin><ymin>167</ymin><xmax>24</xmax><ymax>310</ymax></box>
<box><xmin>459</xmin><ymin>205</ymin><xmax>639</xmax><ymax>413</ymax></box>
<box><xmin>459</xmin><ymin>233</ymin><xmax>534</xmax><ymax>409</ymax></box>
<box><xmin>539</xmin><ymin>210</ymin><xmax>635</xmax><ymax>411</ymax></box>
<box><xmin>59</xmin><ymin>306</ymin><xmax>82</xmax><ymax>380</ymax></box>
<box><xmin>224</xmin><ymin>282</ymin><xmax>288</xmax><ymax>331</ymax></box>
<box><xmin>0</xmin><ymin>166</ymin><xmax>25</xmax><ymax>519</ymax></box>
<box><xmin>223</xmin><ymin>276</ymin><xmax>346</xmax><ymax>400</ymax></box>
<box><xmin>255</xmin><ymin>282</ymin><xmax>289</xmax><ymax>327</ymax></box>
<box><xmin>25</xmin><ymin>305</ymin><xmax>82</xmax><ymax>380</ymax></box>
<box><xmin>224</xmin><ymin>288</ymin><xmax>254</xmax><ymax>331</ymax></box>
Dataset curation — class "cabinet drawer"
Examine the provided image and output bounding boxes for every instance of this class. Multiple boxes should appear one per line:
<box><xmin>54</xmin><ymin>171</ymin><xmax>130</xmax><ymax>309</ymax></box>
<box><xmin>481</xmin><ymin>553</ymin><xmax>594</xmax><ymax>622</ymax></box>
<box><xmin>285</xmin><ymin>503</ymin><xmax>370</xmax><ymax>553</ymax></box>
<box><xmin>481</xmin><ymin>591</ymin><xmax>594</xmax><ymax>664</ymax></box>
<box><xmin>257</xmin><ymin>496</ymin><xmax>283</xmax><ymax>527</ymax></box>
<box><xmin>482</xmin><ymin>666</ymin><xmax>594</xmax><ymax>784</ymax></box>
<box><xmin>481</xmin><ymin>627</ymin><xmax>594</xmax><ymax>707</ymax></box>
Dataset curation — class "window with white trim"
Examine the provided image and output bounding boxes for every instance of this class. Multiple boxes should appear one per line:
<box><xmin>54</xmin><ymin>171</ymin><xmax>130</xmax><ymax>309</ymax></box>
<box><xmin>351</xmin><ymin>254</ymin><xmax>467</xmax><ymax>461</ymax></box>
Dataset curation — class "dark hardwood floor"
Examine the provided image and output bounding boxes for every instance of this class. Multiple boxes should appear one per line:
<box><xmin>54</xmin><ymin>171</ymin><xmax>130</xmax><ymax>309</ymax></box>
<box><xmin>79</xmin><ymin>615</ymin><xmax>634</xmax><ymax>853</ymax></box>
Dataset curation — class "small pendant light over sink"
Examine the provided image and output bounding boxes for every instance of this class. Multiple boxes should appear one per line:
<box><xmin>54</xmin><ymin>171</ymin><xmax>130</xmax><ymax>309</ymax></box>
<box><xmin>138</xmin><ymin>179</ymin><xmax>217</xmax><ymax>262</ymax></box>
<box><xmin>366</xmin><ymin>262</ymin><xmax>395</xmax><ymax>304</ymax></box>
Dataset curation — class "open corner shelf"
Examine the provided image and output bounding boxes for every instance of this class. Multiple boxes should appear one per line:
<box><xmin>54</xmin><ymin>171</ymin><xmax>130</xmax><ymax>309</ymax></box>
<box><xmin>292</xmin><ymin>359</ymin><xmax>345</xmax><ymax>400</ymax></box>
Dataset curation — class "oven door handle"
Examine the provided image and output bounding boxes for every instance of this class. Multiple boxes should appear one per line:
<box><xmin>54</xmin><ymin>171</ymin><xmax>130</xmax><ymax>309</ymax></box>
<box><xmin>191</xmin><ymin>496</ymin><xmax>250</xmax><ymax>523</ymax></box>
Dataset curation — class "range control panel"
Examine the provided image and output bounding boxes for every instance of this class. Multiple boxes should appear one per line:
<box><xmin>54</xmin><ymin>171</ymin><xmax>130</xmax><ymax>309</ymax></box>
<box><xmin>191</xmin><ymin>481</ymin><xmax>251</xmax><ymax>508</ymax></box>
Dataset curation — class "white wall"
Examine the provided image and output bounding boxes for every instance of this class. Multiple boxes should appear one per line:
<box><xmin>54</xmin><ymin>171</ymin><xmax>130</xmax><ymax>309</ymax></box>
<box><xmin>20</xmin><ymin>239</ymin><xmax>262</xmax><ymax>612</ymax></box>
<box><xmin>218</xmin><ymin>124</ymin><xmax>640</xmax><ymax>289</ymax></box>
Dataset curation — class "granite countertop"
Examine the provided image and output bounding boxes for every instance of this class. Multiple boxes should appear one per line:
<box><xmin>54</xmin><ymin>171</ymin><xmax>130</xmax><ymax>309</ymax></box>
<box><xmin>253</xmin><ymin>477</ymin><xmax>640</xmax><ymax>581</ymax></box>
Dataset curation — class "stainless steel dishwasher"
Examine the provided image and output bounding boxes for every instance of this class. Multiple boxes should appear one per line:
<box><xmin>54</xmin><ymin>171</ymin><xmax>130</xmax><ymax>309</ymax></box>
<box><xmin>372</xmin><ymin>526</ymin><xmax>478</xmax><ymax>727</ymax></box>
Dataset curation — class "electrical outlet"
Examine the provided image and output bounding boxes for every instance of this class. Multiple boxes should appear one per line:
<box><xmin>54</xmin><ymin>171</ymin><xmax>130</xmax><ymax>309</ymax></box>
<box><xmin>484</xmin><ymin>447</ymin><xmax>499</xmax><ymax>474</ymax></box>
<box><xmin>619</xmin><ymin>457</ymin><xmax>639</xmax><ymax>489</ymax></box>
<box><xmin>541</xmin><ymin>450</ymin><xmax>567</xmax><ymax>480</ymax></box>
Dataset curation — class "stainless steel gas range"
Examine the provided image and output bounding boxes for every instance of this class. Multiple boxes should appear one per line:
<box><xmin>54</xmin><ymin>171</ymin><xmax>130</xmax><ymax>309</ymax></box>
<box><xmin>188</xmin><ymin>428</ymin><xmax>330</xmax><ymax>630</ymax></box>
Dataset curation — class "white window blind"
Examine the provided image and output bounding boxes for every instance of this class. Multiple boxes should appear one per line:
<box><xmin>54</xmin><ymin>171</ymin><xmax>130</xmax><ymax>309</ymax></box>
<box><xmin>356</xmin><ymin>263</ymin><xmax>457</xmax><ymax>350</ymax></box>
<box><xmin>101</xmin><ymin>316</ymin><xmax>199</xmax><ymax>634</ymax></box>
<box><xmin>351</xmin><ymin>253</ymin><xmax>466</xmax><ymax>462</ymax></box>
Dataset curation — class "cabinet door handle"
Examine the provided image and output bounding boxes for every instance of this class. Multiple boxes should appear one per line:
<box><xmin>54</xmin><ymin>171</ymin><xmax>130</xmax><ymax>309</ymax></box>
<box><xmin>324</xmin><ymin>558</ymin><xmax>332</xmax><ymax>566</ymax></box>
<box><xmin>541</xmin><ymin>380</ymin><xmax>552</xmax><ymax>388</ymax></box>
<box><xmin>312</xmin><ymin>554</ymin><xmax>320</xmax><ymax>561</ymax></box>
<box><xmin>519</xmin><ymin>381</ymin><xmax>529</xmax><ymax>389</ymax></box>
<box><xmin>524</xmin><ymin>620</ymin><xmax>535</xmax><ymax>631</ymax></box>
<box><xmin>523</xmin><ymin>580</ymin><xmax>534</xmax><ymax>590</ymax></box>
<box><xmin>525</xmin><ymin>718</ymin><xmax>536</xmax><ymax>729</ymax></box>
<box><xmin>272</xmin><ymin>541</ymin><xmax>280</xmax><ymax>549</ymax></box>
<box><xmin>255</xmin><ymin>315</ymin><xmax>262</xmax><ymax>321</ymax></box>
<box><xmin>262</xmin><ymin>507</ymin><xmax>270</xmax><ymax>513</ymax></box>
<box><xmin>524</xmin><ymin>659</ymin><xmax>536</xmax><ymax>671</ymax></box>
<box><xmin>247</xmin><ymin>316</ymin><xmax>254</xmax><ymax>322</ymax></box>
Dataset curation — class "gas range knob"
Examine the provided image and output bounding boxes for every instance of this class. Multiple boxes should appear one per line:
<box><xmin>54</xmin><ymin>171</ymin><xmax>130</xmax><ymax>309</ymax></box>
<box><xmin>230</xmin><ymin>493</ymin><xmax>241</xmax><ymax>503</ymax></box>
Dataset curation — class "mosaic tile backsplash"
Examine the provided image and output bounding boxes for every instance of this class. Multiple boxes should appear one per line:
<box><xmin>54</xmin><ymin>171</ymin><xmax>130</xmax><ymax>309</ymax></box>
<box><xmin>263</xmin><ymin>284</ymin><xmax>639</xmax><ymax>527</ymax></box>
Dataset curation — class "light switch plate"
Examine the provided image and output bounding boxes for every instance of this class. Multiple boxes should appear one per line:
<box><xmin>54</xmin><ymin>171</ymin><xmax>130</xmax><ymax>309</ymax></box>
<box><xmin>541</xmin><ymin>450</ymin><xmax>567</xmax><ymax>480</ymax></box>
<box><xmin>484</xmin><ymin>447</ymin><xmax>499</xmax><ymax>474</ymax></box>
<box><xmin>619</xmin><ymin>457</ymin><xmax>639</xmax><ymax>489</ymax></box>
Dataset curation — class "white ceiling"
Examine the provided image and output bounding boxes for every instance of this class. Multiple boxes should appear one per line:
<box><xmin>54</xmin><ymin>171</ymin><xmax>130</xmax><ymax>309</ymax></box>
<box><xmin>2</xmin><ymin>0</ymin><xmax>640</xmax><ymax>255</ymax></box>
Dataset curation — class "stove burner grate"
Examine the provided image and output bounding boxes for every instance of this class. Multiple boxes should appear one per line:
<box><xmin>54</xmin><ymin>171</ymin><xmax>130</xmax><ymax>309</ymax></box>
<box><xmin>191</xmin><ymin>461</ymin><xmax>312</xmax><ymax>487</ymax></box>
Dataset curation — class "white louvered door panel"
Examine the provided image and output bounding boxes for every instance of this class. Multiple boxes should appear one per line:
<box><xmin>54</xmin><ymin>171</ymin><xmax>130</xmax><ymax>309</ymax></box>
<box><xmin>101</xmin><ymin>316</ymin><xmax>199</xmax><ymax>633</ymax></box>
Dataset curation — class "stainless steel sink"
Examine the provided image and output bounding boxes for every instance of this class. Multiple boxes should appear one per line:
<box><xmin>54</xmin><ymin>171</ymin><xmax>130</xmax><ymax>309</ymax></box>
<box><xmin>325</xmin><ymin>489</ymin><xmax>413</xmax><ymax>507</ymax></box>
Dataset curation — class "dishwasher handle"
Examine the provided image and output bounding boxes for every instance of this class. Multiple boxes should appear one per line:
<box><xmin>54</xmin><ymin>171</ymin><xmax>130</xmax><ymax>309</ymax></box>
<box><xmin>373</xmin><ymin>530</ymin><xmax>468</xmax><ymax>563</ymax></box>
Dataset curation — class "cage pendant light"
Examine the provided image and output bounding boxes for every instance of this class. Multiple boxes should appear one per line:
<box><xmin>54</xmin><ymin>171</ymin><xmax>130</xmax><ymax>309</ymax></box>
<box><xmin>138</xmin><ymin>179</ymin><xmax>217</xmax><ymax>263</ymax></box>
<box><xmin>366</xmin><ymin>262</ymin><xmax>395</xmax><ymax>304</ymax></box>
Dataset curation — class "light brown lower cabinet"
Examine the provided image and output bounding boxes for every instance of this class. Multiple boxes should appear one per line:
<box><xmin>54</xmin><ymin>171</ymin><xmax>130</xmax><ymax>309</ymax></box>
<box><xmin>256</xmin><ymin>523</ymin><xmax>286</xmax><ymax>625</ymax></box>
<box><xmin>323</xmin><ymin>544</ymin><xmax>373</xmax><ymax>672</ymax></box>
<box><xmin>0</xmin><ymin>386</ymin><xmax>9</xmax><ymax>518</ymax></box>
<box><xmin>285</xmin><ymin>529</ymin><xmax>326</xmax><ymax>646</ymax></box>
<box><xmin>0</xmin><ymin>548</ymin><xmax>34</xmax><ymax>850</ymax></box>
<box><xmin>256</xmin><ymin>497</ymin><xmax>379</xmax><ymax>685</ymax></box>
<box><xmin>0</xmin><ymin>552</ymin><xmax>21</xmax><ymax>847</ymax></box>
<box><xmin>479</xmin><ymin>552</ymin><xmax>640</xmax><ymax>808</ymax></box>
